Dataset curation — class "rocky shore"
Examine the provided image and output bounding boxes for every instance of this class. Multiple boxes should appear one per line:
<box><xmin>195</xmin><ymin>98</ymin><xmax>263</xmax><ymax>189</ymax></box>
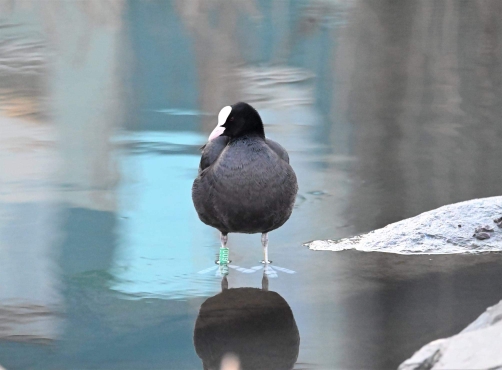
<box><xmin>306</xmin><ymin>196</ymin><xmax>502</xmax><ymax>369</ymax></box>
<box><xmin>306</xmin><ymin>196</ymin><xmax>502</xmax><ymax>255</ymax></box>
<box><xmin>398</xmin><ymin>299</ymin><xmax>502</xmax><ymax>370</ymax></box>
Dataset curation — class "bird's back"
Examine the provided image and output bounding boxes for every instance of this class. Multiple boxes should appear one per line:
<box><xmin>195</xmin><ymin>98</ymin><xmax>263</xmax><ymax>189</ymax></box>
<box><xmin>192</xmin><ymin>136</ymin><xmax>297</xmax><ymax>234</ymax></box>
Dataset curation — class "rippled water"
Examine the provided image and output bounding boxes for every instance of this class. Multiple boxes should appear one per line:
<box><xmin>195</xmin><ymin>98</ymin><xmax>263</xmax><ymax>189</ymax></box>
<box><xmin>1</xmin><ymin>1</ymin><xmax>502</xmax><ymax>369</ymax></box>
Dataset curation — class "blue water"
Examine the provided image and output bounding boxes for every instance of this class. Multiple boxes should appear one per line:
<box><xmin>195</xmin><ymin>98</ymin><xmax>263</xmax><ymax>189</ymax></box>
<box><xmin>1</xmin><ymin>1</ymin><xmax>502</xmax><ymax>369</ymax></box>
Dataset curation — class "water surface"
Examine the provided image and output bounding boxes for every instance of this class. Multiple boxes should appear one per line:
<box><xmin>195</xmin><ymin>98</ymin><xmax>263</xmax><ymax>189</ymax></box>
<box><xmin>1</xmin><ymin>1</ymin><xmax>502</xmax><ymax>369</ymax></box>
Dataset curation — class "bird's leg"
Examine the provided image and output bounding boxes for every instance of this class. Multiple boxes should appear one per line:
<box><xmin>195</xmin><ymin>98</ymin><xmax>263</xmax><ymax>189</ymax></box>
<box><xmin>216</xmin><ymin>232</ymin><xmax>230</xmax><ymax>265</ymax></box>
<box><xmin>221</xmin><ymin>275</ymin><xmax>229</xmax><ymax>291</ymax></box>
<box><xmin>220</xmin><ymin>232</ymin><xmax>228</xmax><ymax>248</ymax></box>
<box><xmin>262</xmin><ymin>268</ymin><xmax>269</xmax><ymax>291</ymax></box>
<box><xmin>261</xmin><ymin>232</ymin><xmax>272</xmax><ymax>264</ymax></box>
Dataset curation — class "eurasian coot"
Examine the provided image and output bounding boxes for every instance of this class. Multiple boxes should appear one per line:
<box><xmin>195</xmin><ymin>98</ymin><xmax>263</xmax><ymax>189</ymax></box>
<box><xmin>192</xmin><ymin>102</ymin><xmax>298</xmax><ymax>264</ymax></box>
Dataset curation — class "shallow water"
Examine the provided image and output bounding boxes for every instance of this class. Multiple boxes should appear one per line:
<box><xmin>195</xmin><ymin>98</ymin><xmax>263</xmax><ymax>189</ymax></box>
<box><xmin>1</xmin><ymin>1</ymin><xmax>502</xmax><ymax>369</ymax></box>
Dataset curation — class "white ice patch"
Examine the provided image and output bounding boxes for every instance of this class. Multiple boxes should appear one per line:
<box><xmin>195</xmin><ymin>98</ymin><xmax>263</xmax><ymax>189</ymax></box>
<box><xmin>306</xmin><ymin>196</ymin><xmax>502</xmax><ymax>255</ymax></box>
<box><xmin>217</xmin><ymin>105</ymin><xmax>232</xmax><ymax>126</ymax></box>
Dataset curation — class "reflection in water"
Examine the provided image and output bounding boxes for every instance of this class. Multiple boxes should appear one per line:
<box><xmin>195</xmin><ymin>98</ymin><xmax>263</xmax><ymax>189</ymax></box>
<box><xmin>335</xmin><ymin>0</ymin><xmax>502</xmax><ymax>231</ymax></box>
<box><xmin>0</xmin><ymin>205</ymin><xmax>63</xmax><ymax>344</ymax></box>
<box><xmin>194</xmin><ymin>273</ymin><xmax>300</xmax><ymax>370</ymax></box>
<box><xmin>1</xmin><ymin>1</ymin><xmax>502</xmax><ymax>369</ymax></box>
<box><xmin>0</xmin><ymin>0</ymin><xmax>125</xmax><ymax>349</ymax></box>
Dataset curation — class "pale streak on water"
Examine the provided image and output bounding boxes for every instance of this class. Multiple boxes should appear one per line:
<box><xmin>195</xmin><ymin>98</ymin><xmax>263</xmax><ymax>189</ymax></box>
<box><xmin>1</xmin><ymin>1</ymin><xmax>502</xmax><ymax>369</ymax></box>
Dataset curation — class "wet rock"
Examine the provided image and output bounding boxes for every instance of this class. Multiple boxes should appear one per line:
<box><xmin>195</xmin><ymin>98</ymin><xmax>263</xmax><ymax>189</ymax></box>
<box><xmin>306</xmin><ymin>196</ymin><xmax>502</xmax><ymax>255</ymax></box>
<box><xmin>472</xmin><ymin>225</ymin><xmax>494</xmax><ymax>240</ymax></box>
<box><xmin>474</xmin><ymin>225</ymin><xmax>494</xmax><ymax>233</ymax></box>
<box><xmin>398</xmin><ymin>300</ymin><xmax>502</xmax><ymax>370</ymax></box>
<box><xmin>472</xmin><ymin>232</ymin><xmax>491</xmax><ymax>240</ymax></box>
<box><xmin>495</xmin><ymin>216</ymin><xmax>502</xmax><ymax>228</ymax></box>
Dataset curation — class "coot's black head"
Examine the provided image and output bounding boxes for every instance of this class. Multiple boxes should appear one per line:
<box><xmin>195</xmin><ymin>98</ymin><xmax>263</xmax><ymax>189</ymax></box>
<box><xmin>208</xmin><ymin>102</ymin><xmax>265</xmax><ymax>141</ymax></box>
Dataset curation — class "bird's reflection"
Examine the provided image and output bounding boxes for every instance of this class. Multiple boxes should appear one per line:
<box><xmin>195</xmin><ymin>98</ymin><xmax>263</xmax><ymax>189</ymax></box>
<box><xmin>193</xmin><ymin>270</ymin><xmax>300</xmax><ymax>370</ymax></box>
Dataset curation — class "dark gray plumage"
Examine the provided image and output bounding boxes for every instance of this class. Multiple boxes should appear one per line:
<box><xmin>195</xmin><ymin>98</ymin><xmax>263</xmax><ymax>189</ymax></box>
<box><xmin>194</xmin><ymin>287</ymin><xmax>300</xmax><ymax>370</ymax></box>
<box><xmin>192</xmin><ymin>102</ymin><xmax>298</xmax><ymax>240</ymax></box>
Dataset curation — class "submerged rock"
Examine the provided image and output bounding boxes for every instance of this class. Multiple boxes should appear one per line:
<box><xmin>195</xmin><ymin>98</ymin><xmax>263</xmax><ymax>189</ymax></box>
<box><xmin>398</xmin><ymin>299</ymin><xmax>502</xmax><ymax>370</ymax></box>
<box><xmin>306</xmin><ymin>196</ymin><xmax>502</xmax><ymax>255</ymax></box>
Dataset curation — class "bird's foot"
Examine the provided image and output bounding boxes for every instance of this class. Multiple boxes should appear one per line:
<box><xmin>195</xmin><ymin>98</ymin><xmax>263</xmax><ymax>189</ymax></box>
<box><xmin>250</xmin><ymin>264</ymin><xmax>296</xmax><ymax>278</ymax></box>
<box><xmin>197</xmin><ymin>264</ymin><xmax>230</xmax><ymax>276</ymax></box>
<box><xmin>198</xmin><ymin>263</ymin><xmax>256</xmax><ymax>275</ymax></box>
<box><xmin>263</xmin><ymin>264</ymin><xmax>277</xmax><ymax>278</ymax></box>
<box><xmin>215</xmin><ymin>259</ymin><xmax>232</xmax><ymax>265</ymax></box>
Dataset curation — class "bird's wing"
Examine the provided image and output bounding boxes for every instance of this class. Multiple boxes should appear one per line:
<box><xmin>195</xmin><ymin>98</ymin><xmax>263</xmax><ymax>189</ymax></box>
<box><xmin>266</xmin><ymin>138</ymin><xmax>290</xmax><ymax>164</ymax></box>
<box><xmin>199</xmin><ymin>136</ymin><xmax>229</xmax><ymax>172</ymax></box>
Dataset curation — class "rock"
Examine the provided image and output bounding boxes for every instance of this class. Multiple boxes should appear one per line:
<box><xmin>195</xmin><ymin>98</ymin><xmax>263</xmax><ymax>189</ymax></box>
<box><xmin>306</xmin><ymin>196</ymin><xmax>502</xmax><ymax>255</ymax></box>
<box><xmin>472</xmin><ymin>231</ymin><xmax>490</xmax><ymax>240</ymax></box>
<box><xmin>398</xmin><ymin>300</ymin><xmax>502</xmax><ymax>370</ymax></box>
<box><xmin>474</xmin><ymin>225</ymin><xmax>494</xmax><ymax>233</ymax></box>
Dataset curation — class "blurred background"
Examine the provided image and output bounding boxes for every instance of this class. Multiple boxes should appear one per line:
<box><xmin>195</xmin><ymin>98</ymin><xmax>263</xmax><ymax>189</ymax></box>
<box><xmin>1</xmin><ymin>1</ymin><xmax>502</xmax><ymax>369</ymax></box>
